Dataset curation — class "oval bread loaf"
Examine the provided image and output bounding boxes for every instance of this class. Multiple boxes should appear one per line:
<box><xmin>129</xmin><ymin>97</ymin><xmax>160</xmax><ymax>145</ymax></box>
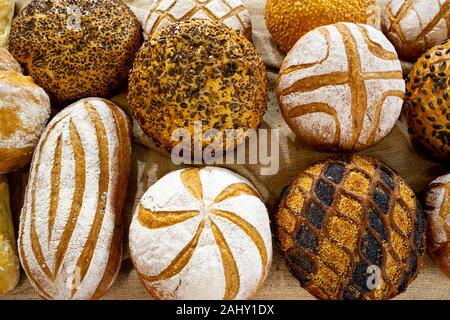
<box><xmin>18</xmin><ymin>97</ymin><xmax>132</xmax><ymax>300</ymax></box>
<box><xmin>129</xmin><ymin>166</ymin><xmax>273</xmax><ymax>300</ymax></box>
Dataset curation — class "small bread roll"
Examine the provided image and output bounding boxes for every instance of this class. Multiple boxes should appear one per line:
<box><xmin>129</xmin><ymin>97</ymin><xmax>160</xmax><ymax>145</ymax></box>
<box><xmin>424</xmin><ymin>174</ymin><xmax>450</xmax><ymax>278</ymax></box>
<box><xmin>129</xmin><ymin>166</ymin><xmax>272</xmax><ymax>300</ymax></box>
<box><xmin>277</xmin><ymin>23</ymin><xmax>404</xmax><ymax>152</ymax></box>
<box><xmin>0</xmin><ymin>71</ymin><xmax>51</xmax><ymax>174</ymax></box>
<box><xmin>382</xmin><ymin>0</ymin><xmax>450</xmax><ymax>61</ymax></box>
<box><xmin>143</xmin><ymin>0</ymin><xmax>252</xmax><ymax>40</ymax></box>
<box><xmin>0</xmin><ymin>0</ymin><xmax>14</xmax><ymax>48</ymax></box>
<box><xmin>0</xmin><ymin>48</ymin><xmax>22</xmax><ymax>73</ymax></box>
<box><xmin>19</xmin><ymin>98</ymin><xmax>132</xmax><ymax>300</ymax></box>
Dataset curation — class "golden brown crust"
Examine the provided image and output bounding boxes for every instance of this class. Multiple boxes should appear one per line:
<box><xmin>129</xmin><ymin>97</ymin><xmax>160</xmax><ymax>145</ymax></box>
<box><xmin>275</xmin><ymin>155</ymin><xmax>426</xmax><ymax>300</ymax></box>
<box><xmin>128</xmin><ymin>19</ymin><xmax>268</xmax><ymax>154</ymax></box>
<box><xmin>0</xmin><ymin>48</ymin><xmax>22</xmax><ymax>73</ymax></box>
<box><xmin>9</xmin><ymin>0</ymin><xmax>142</xmax><ymax>106</ymax></box>
<box><xmin>405</xmin><ymin>41</ymin><xmax>450</xmax><ymax>162</ymax></box>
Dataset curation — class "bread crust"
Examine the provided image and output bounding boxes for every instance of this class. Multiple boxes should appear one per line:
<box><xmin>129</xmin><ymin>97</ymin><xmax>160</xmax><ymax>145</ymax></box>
<box><xmin>18</xmin><ymin>97</ymin><xmax>132</xmax><ymax>300</ymax></box>
<box><xmin>0</xmin><ymin>48</ymin><xmax>22</xmax><ymax>73</ymax></box>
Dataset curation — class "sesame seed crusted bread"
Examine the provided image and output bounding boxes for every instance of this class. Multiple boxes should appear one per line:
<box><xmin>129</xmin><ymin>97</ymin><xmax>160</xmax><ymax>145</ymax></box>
<box><xmin>9</xmin><ymin>0</ymin><xmax>142</xmax><ymax>107</ymax></box>
<box><xmin>143</xmin><ymin>0</ymin><xmax>252</xmax><ymax>41</ymax></box>
<box><xmin>18</xmin><ymin>97</ymin><xmax>132</xmax><ymax>300</ymax></box>
<box><xmin>405</xmin><ymin>41</ymin><xmax>450</xmax><ymax>163</ymax></box>
<box><xmin>129</xmin><ymin>166</ymin><xmax>272</xmax><ymax>300</ymax></box>
<box><xmin>275</xmin><ymin>155</ymin><xmax>426</xmax><ymax>300</ymax></box>
<box><xmin>424</xmin><ymin>173</ymin><xmax>450</xmax><ymax>278</ymax></box>
<box><xmin>128</xmin><ymin>19</ymin><xmax>268</xmax><ymax>154</ymax></box>
<box><xmin>0</xmin><ymin>48</ymin><xmax>22</xmax><ymax>73</ymax></box>
<box><xmin>0</xmin><ymin>70</ymin><xmax>51</xmax><ymax>174</ymax></box>
<box><xmin>265</xmin><ymin>0</ymin><xmax>378</xmax><ymax>53</ymax></box>
<box><xmin>382</xmin><ymin>0</ymin><xmax>450</xmax><ymax>61</ymax></box>
<box><xmin>277</xmin><ymin>22</ymin><xmax>405</xmax><ymax>152</ymax></box>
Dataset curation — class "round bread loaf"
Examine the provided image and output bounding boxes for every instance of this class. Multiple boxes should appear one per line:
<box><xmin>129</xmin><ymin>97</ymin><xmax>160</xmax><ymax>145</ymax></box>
<box><xmin>128</xmin><ymin>19</ymin><xmax>267</xmax><ymax>154</ymax></box>
<box><xmin>277</xmin><ymin>22</ymin><xmax>405</xmax><ymax>152</ymax></box>
<box><xmin>143</xmin><ymin>0</ymin><xmax>252</xmax><ymax>40</ymax></box>
<box><xmin>0</xmin><ymin>71</ymin><xmax>51</xmax><ymax>174</ymax></box>
<box><xmin>0</xmin><ymin>48</ymin><xmax>21</xmax><ymax>73</ymax></box>
<box><xmin>9</xmin><ymin>0</ymin><xmax>142</xmax><ymax>106</ymax></box>
<box><xmin>405</xmin><ymin>41</ymin><xmax>450</xmax><ymax>162</ymax></box>
<box><xmin>265</xmin><ymin>0</ymin><xmax>378</xmax><ymax>53</ymax></box>
<box><xmin>424</xmin><ymin>173</ymin><xmax>450</xmax><ymax>278</ymax></box>
<box><xmin>129</xmin><ymin>166</ymin><xmax>272</xmax><ymax>300</ymax></box>
<box><xmin>382</xmin><ymin>0</ymin><xmax>450</xmax><ymax>61</ymax></box>
<box><xmin>275</xmin><ymin>155</ymin><xmax>426</xmax><ymax>300</ymax></box>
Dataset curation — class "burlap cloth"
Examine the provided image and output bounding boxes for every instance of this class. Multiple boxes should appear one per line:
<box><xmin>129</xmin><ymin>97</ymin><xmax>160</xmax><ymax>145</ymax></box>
<box><xmin>2</xmin><ymin>0</ymin><xmax>449</xmax><ymax>300</ymax></box>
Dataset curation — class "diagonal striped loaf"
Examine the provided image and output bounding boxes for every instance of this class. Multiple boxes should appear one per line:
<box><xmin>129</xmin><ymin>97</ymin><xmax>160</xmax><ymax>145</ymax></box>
<box><xmin>382</xmin><ymin>0</ymin><xmax>450</xmax><ymax>61</ymax></box>
<box><xmin>277</xmin><ymin>22</ymin><xmax>405</xmax><ymax>152</ymax></box>
<box><xmin>129</xmin><ymin>166</ymin><xmax>272</xmax><ymax>300</ymax></box>
<box><xmin>143</xmin><ymin>0</ymin><xmax>252</xmax><ymax>40</ymax></box>
<box><xmin>424</xmin><ymin>174</ymin><xmax>450</xmax><ymax>278</ymax></box>
<box><xmin>275</xmin><ymin>155</ymin><xmax>426</xmax><ymax>300</ymax></box>
<box><xmin>19</xmin><ymin>98</ymin><xmax>132</xmax><ymax>300</ymax></box>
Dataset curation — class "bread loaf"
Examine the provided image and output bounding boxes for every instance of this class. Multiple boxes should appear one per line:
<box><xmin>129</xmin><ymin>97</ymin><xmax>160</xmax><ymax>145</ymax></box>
<box><xmin>19</xmin><ymin>97</ymin><xmax>132</xmax><ymax>300</ymax></box>
<box><xmin>277</xmin><ymin>22</ymin><xmax>405</xmax><ymax>152</ymax></box>
<box><xmin>382</xmin><ymin>0</ymin><xmax>450</xmax><ymax>61</ymax></box>
<box><xmin>0</xmin><ymin>48</ymin><xmax>22</xmax><ymax>73</ymax></box>
<box><xmin>0</xmin><ymin>0</ymin><xmax>14</xmax><ymax>48</ymax></box>
<box><xmin>143</xmin><ymin>0</ymin><xmax>252</xmax><ymax>40</ymax></box>
<box><xmin>129</xmin><ymin>166</ymin><xmax>272</xmax><ymax>300</ymax></box>
<box><xmin>0</xmin><ymin>70</ymin><xmax>51</xmax><ymax>174</ymax></box>
<box><xmin>0</xmin><ymin>175</ymin><xmax>20</xmax><ymax>294</ymax></box>
<box><xmin>424</xmin><ymin>174</ymin><xmax>450</xmax><ymax>278</ymax></box>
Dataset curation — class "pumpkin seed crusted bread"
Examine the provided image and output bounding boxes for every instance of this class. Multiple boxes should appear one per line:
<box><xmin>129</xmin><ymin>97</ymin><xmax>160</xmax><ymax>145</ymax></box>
<box><xmin>9</xmin><ymin>0</ymin><xmax>142</xmax><ymax>106</ymax></box>
<box><xmin>128</xmin><ymin>19</ymin><xmax>268</xmax><ymax>154</ymax></box>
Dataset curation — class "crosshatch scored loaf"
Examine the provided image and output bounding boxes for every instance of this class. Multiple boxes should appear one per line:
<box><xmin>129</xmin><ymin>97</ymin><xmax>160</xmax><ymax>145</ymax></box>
<box><xmin>143</xmin><ymin>0</ymin><xmax>252</xmax><ymax>40</ymax></box>
<box><xmin>18</xmin><ymin>98</ymin><xmax>132</xmax><ymax>300</ymax></box>
<box><xmin>275</xmin><ymin>155</ymin><xmax>427</xmax><ymax>300</ymax></box>
<box><xmin>277</xmin><ymin>22</ymin><xmax>405</xmax><ymax>152</ymax></box>
<box><xmin>129</xmin><ymin>166</ymin><xmax>272</xmax><ymax>300</ymax></box>
<box><xmin>382</xmin><ymin>0</ymin><xmax>450</xmax><ymax>61</ymax></box>
<box><xmin>424</xmin><ymin>174</ymin><xmax>450</xmax><ymax>278</ymax></box>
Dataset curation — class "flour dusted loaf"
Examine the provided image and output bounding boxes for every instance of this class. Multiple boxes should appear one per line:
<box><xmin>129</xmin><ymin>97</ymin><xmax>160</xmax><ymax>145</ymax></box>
<box><xmin>129</xmin><ymin>166</ymin><xmax>272</xmax><ymax>300</ymax></box>
<box><xmin>277</xmin><ymin>23</ymin><xmax>405</xmax><ymax>152</ymax></box>
<box><xmin>0</xmin><ymin>0</ymin><xmax>14</xmax><ymax>48</ymax></box>
<box><xmin>19</xmin><ymin>98</ymin><xmax>132</xmax><ymax>300</ymax></box>
<box><xmin>9</xmin><ymin>0</ymin><xmax>142</xmax><ymax>106</ymax></box>
<box><xmin>128</xmin><ymin>19</ymin><xmax>267</xmax><ymax>154</ymax></box>
<box><xmin>382</xmin><ymin>0</ymin><xmax>450</xmax><ymax>61</ymax></box>
<box><xmin>275</xmin><ymin>155</ymin><xmax>426</xmax><ymax>300</ymax></box>
<box><xmin>0</xmin><ymin>175</ymin><xmax>20</xmax><ymax>294</ymax></box>
<box><xmin>404</xmin><ymin>41</ymin><xmax>450</xmax><ymax>162</ymax></box>
<box><xmin>265</xmin><ymin>0</ymin><xmax>378</xmax><ymax>53</ymax></box>
<box><xmin>0</xmin><ymin>48</ymin><xmax>22</xmax><ymax>73</ymax></box>
<box><xmin>424</xmin><ymin>174</ymin><xmax>450</xmax><ymax>278</ymax></box>
<box><xmin>143</xmin><ymin>0</ymin><xmax>252</xmax><ymax>40</ymax></box>
<box><xmin>0</xmin><ymin>71</ymin><xmax>51</xmax><ymax>174</ymax></box>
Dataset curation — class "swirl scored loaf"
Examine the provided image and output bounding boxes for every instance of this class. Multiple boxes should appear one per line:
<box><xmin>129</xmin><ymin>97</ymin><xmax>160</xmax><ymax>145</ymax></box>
<box><xmin>424</xmin><ymin>174</ymin><xmax>450</xmax><ymax>278</ymax></box>
<box><xmin>0</xmin><ymin>70</ymin><xmax>51</xmax><ymax>174</ymax></box>
<box><xmin>143</xmin><ymin>0</ymin><xmax>252</xmax><ymax>40</ymax></box>
<box><xmin>19</xmin><ymin>98</ymin><xmax>132</xmax><ymax>300</ymax></box>
<box><xmin>382</xmin><ymin>0</ymin><xmax>450</xmax><ymax>61</ymax></box>
<box><xmin>129</xmin><ymin>167</ymin><xmax>272</xmax><ymax>300</ymax></box>
<box><xmin>276</xmin><ymin>155</ymin><xmax>426</xmax><ymax>300</ymax></box>
<box><xmin>9</xmin><ymin>0</ymin><xmax>142</xmax><ymax>106</ymax></box>
<box><xmin>277</xmin><ymin>23</ymin><xmax>405</xmax><ymax>152</ymax></box>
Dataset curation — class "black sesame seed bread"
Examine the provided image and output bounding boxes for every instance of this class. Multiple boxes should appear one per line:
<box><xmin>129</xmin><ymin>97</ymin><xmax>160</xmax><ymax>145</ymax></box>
<box><xmin>9</xmin><ymin>0</ymin><xmax>142</xmax><ymax>106</ymax></box>
<box><xmin>405</xmin><ymin>40</ymin><xmax>450</xmax><ymax>163</ymax></box>
<box><xmin>275</xmin><ymin>155</ymin><xmax>426</xmax><ymax>300</ymax></box>
<box><xmin>128</xmin><ymin>19</ymin><xmax>268</xmax><ymax>154</ymax></box>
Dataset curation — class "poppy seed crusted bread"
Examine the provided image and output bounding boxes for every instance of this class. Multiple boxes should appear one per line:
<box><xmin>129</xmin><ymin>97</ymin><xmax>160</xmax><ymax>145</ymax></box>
<box><xmin>128</xmin><ymin>19</ymin><xmax>267</xmax><ymax>154</ymax></box>
<box><xmin>9</xmin><ymin>0</ymin><xmax>142</xmax><ymax>106</ymax></box>
<box><xmin>275</xmin><ymin>155</ymin><xmax>426</xmax><ymax>300</ymax></box>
